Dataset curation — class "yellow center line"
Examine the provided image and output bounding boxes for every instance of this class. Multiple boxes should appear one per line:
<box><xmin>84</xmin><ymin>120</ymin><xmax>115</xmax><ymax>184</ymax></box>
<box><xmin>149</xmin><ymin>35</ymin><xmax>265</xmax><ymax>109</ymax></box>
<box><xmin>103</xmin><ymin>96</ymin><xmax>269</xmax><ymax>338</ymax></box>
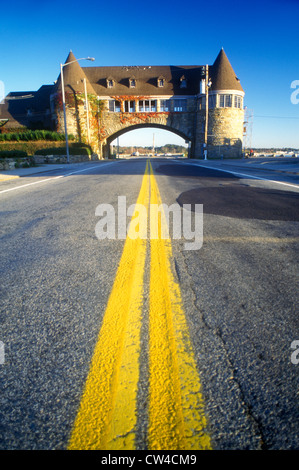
<box><xmin>148</xmin><ymin>162</ymin><xmax>211</xmax><ymax>450</ymax></box>
<box><xmin>68</xmin><ymin>161</ymin><xmax>149</xmax><ymax>450</ymax></box>
<box><xmin>68</xmin><ymin>159</ymin><xmax>211</xmax><ymax>450</ymax></box>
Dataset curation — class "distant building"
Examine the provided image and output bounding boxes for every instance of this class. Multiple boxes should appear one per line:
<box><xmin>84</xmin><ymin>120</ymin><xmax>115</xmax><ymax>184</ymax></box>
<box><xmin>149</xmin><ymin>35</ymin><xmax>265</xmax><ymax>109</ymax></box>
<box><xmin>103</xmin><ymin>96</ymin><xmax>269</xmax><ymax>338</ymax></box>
<box><xmin>0</xmin><ymin>48</ymin><xmax>245</xmax><ymax>159</ymax></box>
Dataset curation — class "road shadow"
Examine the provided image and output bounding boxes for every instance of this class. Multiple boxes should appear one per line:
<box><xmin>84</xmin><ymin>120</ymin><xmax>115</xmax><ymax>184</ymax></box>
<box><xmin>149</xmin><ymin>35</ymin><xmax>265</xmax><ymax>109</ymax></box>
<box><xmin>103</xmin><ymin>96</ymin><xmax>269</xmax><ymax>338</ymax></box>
<box><xmin>177</xmin><ymin>185</ymin><xmax>299</xmax><ymax>221</ymax></box>
<box><xmin>155</xmin><ymin>163</ymin><xmax>240</xmax><ymax>180</ymax></box>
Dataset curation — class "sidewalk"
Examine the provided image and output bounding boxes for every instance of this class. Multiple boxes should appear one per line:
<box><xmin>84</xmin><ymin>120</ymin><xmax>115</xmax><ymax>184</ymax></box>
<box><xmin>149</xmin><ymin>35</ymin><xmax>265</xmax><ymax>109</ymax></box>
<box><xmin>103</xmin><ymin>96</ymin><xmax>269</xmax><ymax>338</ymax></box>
<box><xmin>0</xmin><ymin>161</ymin><xmax>104</xmax><ymax>181</ymax></box>
<box><xmin>193</xmin><ymin>156</ymin><xmax>299</xmax><ymax>175</ymax></box>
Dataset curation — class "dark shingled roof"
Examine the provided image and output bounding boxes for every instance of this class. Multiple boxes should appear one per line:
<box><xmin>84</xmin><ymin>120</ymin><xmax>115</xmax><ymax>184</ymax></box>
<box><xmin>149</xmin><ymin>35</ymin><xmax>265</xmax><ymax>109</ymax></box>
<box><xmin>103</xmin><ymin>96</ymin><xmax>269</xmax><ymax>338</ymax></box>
<box><xmin>82</xmin><ymin>64</ymin><xmax>204</xmax><ymax>97</ymax></box>
<box><xmin>210</xmin><ymin>48</ymin><xmax>244</xmax><ymax>92</ymax></box>
<box><xmin>0</xmin><ymin>85</ymin><xmax>54</xmax><ymax>129</ymax></box>
<box><xmin>54</xmin><ymin>49</ymin><xmax>244</xmax><ymax>97</ymax></box>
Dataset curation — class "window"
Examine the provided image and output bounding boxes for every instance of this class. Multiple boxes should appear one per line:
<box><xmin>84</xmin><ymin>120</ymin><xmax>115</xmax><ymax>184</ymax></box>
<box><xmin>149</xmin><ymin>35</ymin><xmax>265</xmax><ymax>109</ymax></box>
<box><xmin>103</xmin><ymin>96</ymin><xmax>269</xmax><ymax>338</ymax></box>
<box><xmin>234</xmin><ymin>95</ymin><xmax>242</xmax><ymax>108</ymax></box>
<box><xmin>109</xmin><ymin>100</ymin><xmax>121</xmax><ymax>112</ymax></box>
<box><xmin>160</xmin><ymin>99</ymin><xmax>170</xmax><ymax>112</ymax></box>
<box><xmin>138</xmin><ymin>99</ymin><xmax>156</xmax><ymax>112</ymax></box>
<box><xmin>158</xmin><ymin>78</ymin><xmax>165</xmax><ymax>87</ymax></box>
<box><xmin>180</xmin><ymin>76</ymin><xmax>187</xmax><ymax>88</ymax></box>
<box><xmin>107</xmin><ymin>79</ymin><xmax>114</xmax><ymax>88</ymax></box>
<box><xmin>129</xmin><ymin>78</ymin><xmax>136</xmax><ymax>88</ymax></box>
<box><xmin>124</xmin><ymin>100</ymin><xmax>136</xmax><ymax>112</ymax></box>
<box><xmin>208</xmin><ymin>94</ymin><xmax>217</xmax><ymax>108</ymax></box>
<box><xmin>198</xmin><ymin>96</ymin><xmax>205</xmax><ymax>110</ymax></box>
<box><xmin>173</xmin><ymin>99</ymin><xmax>187</xmax><ymax>112</ymax></box>
<box><xmin>219</xmin><ymin>94</ymin><xmax>232</xmax><ymax>108</ymax></box>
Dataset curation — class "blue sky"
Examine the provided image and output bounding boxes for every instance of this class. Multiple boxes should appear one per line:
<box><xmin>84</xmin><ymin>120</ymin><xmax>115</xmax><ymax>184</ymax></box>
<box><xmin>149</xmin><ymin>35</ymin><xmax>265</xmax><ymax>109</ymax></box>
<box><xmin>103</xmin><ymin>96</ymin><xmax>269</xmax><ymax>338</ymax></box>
<box><xmin>1</xmin><ymin>0</ymin><xmax>298</xmax><ymax>148</ymax></box>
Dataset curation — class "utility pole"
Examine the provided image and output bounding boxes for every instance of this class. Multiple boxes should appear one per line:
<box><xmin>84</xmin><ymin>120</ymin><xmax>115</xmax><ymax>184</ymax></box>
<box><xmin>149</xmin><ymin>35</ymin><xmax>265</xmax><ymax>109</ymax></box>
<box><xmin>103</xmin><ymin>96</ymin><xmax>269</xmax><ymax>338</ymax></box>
<box><xmin>83</xmin><ymin>78</ymin><xmax>90</xmax><ymax>145</ymax></box>
<box><xmin>60</xmin><ymin>62</ymin><xmax>70</xmax><ymax>163</ymax></box>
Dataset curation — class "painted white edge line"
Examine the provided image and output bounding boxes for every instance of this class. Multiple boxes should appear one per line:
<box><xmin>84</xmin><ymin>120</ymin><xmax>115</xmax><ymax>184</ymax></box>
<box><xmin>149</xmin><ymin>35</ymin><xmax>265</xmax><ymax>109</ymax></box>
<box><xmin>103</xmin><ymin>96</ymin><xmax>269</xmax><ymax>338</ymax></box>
<box><xmin>0</xmin><ymin>161</ymin><xmax>117</xmax><ymax>195</ymax></box>
<box><xmin>170</xmin><ymin>159</ymin><xmax>299</xmax><ymax>189</ymax></box>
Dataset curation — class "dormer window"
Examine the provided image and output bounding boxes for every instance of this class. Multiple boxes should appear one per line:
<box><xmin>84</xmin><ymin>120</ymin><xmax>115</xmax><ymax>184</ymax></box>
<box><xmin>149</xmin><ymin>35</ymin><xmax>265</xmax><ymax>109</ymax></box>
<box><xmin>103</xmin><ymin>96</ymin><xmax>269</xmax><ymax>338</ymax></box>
<box><xmin>106</xmin><ymin>77</ymin><xmax>114</xmax><ymax>88</ymax></box>
<box><xmin>158</xmin><ymin>76</ymin><xmax>165</xmax><ymax>87</ymax></box>
<box><xmin>129</xmin><ymin>77</ymin><xmax>136</xmax><ymax>88</ymax></box>
<box><xmin>180</xmin><ymin>76</ymin><xmax>187</xmax><ymax>88</ymax></box>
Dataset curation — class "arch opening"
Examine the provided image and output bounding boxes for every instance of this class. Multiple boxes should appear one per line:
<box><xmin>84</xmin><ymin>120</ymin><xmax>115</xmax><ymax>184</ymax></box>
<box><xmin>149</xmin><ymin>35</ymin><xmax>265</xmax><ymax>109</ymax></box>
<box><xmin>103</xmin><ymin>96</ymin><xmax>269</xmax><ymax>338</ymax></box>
<box><xmin>105</xmin><ymin>123</ymin><xmax>192</xmax><ymax>158</ymax></box>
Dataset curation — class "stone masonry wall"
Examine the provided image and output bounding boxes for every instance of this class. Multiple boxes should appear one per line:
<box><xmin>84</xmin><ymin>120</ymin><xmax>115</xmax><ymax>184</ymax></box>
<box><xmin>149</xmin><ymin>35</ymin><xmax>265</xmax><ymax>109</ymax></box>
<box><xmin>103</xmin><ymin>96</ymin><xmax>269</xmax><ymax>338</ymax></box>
<box><xmin>54</xmin><ymin>91</ymin><xmax>102</xmax><ymax>154</ymax></box>
<box><xmin>194</xmin><ymin>107</ymin><xmax>244</xmax><ymax>159</ymax></box>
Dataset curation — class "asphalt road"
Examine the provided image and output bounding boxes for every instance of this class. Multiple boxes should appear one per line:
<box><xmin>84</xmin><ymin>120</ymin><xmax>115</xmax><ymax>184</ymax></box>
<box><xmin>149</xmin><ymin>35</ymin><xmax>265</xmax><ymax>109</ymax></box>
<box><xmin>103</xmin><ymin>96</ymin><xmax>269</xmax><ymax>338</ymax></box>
<box><xmin>0</xmin><ymin>157</ymin><xmax>298</xmax><ymax>450</ymax></box>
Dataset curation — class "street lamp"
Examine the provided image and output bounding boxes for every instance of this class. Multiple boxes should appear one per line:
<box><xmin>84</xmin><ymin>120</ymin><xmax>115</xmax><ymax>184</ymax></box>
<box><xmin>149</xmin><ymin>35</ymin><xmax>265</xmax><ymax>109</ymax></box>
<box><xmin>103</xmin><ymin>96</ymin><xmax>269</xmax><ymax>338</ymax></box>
<box><xmin>60</xmin><ymin>56</ymin><xmax>95</xmax><ymax>163</ymax></box>
<box><xmin>203</xmin><ymin>65</ymin><xmax>212</xmax><ymax>160</ymax></box>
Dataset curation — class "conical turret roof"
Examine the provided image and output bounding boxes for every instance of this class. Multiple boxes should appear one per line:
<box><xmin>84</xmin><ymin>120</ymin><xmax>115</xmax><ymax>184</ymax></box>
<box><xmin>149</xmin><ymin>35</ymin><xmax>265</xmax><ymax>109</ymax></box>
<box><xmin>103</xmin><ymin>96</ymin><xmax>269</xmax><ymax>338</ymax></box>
<box><xmin>210</xmin><ymin>48</ymin><xmax>244</xmax><ymax>92</ymax></box>
<box><xmin>56</xmin><ymin>51</ymin><xmax>96</xmax><ymax>94</ymax></box>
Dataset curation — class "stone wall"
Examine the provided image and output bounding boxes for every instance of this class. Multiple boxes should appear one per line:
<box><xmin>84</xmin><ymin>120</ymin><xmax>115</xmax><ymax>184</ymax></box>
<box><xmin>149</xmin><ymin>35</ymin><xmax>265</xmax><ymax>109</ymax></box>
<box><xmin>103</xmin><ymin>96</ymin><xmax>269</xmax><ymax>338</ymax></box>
<box><xmin>54</xmin><ymin>91</ymin><xmax>102</xmax><ymax>155</ymax></box>
<box><xmin>193</xmin><ymin>107</ymin><xmax>244</xmax><ymax>159</ymax></box>
<box><xmin>0</xmin><ymin>153</ymin><xmax>99</xmax><ymax>170</ymax></box>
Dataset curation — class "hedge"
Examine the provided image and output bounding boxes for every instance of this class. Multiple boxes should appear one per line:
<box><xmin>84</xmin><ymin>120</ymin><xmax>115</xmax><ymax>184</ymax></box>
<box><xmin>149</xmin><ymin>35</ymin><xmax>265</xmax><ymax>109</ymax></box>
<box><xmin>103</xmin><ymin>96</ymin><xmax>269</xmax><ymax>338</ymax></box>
<box><xmin>34</xmin><ymin>146</ymin><xmax>92</xmax><ymax>156</ymax></box>
<box><xmin>0</xmin><ymin>130</ymin><xmax>75</xmax><ymax>142</ymax></box>
<box><xmin>0</xmin><ymin>150</ymin><xmax>28</xmax><ymax>158</ymax></box>
<box><xmin>0</xmin><ymin>141</ymin><xmax>92</xmax><ymax>156</ymax></box>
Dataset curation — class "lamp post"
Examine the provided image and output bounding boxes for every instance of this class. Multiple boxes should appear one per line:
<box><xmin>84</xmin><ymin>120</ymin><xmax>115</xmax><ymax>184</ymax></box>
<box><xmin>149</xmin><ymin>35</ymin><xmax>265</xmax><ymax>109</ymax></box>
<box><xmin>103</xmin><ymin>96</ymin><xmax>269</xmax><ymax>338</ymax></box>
<box><xmin>203</xmin><ymin>65</ymin><xmax>212</xmax><ymax>160</ymax></box>
<box><xmin>60</xmin><ymin>56</ymin><xmax>95</xmax><ymax>163</ymax></box>
<box><xmin>83</xmin><ymin>78</ymin><xmax>90</xmax><ymax>145</ymax></box>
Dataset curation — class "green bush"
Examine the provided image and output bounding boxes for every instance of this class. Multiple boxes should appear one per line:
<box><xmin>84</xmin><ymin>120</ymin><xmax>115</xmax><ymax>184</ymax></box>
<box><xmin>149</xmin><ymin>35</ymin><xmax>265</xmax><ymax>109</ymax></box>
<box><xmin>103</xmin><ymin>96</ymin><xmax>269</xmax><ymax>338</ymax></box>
<box><xmin>0</xmin><ymin>140</ymin><xmax>80</xmax><ymax>156</ymax></box>
<box><xmin>71</xmin><ymin>142</ymin><xmax>91</xmax><ymax>149</ymax></box>
<box><xmin>0</xmin><ymin>130</ymin><xmax>75</xmax><ymax>142</ymax></box>
<box><xmin>0</xmin><ymin>150</ymin><xmax>28</xmax><ymax>158</ymax></box>
<box><xmin>34</xmin><ymin>146</ymin><xmax>92</xmax><ymax>156</ymax></box>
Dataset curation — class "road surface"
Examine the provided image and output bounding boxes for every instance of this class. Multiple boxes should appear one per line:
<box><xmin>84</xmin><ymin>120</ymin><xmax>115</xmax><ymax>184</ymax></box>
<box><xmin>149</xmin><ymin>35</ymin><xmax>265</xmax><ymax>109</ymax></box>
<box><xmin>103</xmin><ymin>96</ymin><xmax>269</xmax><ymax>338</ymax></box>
<box><xmin>0</xmin><ymin>157</ymin><xmax>298</xmax><ymax>450</ymax></box>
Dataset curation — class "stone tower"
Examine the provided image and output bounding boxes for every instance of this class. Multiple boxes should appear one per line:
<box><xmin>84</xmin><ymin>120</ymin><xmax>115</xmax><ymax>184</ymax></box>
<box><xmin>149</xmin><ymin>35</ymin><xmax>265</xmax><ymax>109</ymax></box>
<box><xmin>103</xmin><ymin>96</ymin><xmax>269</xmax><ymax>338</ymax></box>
<box><xmin>194</xmin><ymin>48</ymin><xmax>245</xmax><ymax>158</ymax></box>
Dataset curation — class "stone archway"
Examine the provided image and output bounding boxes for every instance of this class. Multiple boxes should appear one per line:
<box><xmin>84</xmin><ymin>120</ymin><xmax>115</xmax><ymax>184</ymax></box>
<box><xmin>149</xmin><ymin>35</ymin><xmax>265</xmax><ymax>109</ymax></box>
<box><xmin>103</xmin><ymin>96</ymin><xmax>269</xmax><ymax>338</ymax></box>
<box><xmin>102</xmin><ymin>123</ymin><xmax>192</xmax><ymax>159</ymax></box>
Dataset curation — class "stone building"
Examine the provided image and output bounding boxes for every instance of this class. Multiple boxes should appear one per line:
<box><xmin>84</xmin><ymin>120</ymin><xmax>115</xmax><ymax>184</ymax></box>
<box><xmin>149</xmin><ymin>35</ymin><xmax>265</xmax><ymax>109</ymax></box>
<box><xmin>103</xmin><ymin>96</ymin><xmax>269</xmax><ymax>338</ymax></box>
<box><xmin>0</xmin><ymin>48</ymin><xmax>245</xmax><ymax>159</ymax></box>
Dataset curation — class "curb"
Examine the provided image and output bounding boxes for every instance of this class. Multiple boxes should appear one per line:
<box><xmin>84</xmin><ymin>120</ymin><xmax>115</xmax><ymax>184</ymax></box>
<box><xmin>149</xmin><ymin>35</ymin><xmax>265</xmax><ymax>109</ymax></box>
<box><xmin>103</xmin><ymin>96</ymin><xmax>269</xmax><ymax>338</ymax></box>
<box><xmin>0</xmin><ymin>174</ymin><xmax>20</xmax><ymax>181</ymax></box>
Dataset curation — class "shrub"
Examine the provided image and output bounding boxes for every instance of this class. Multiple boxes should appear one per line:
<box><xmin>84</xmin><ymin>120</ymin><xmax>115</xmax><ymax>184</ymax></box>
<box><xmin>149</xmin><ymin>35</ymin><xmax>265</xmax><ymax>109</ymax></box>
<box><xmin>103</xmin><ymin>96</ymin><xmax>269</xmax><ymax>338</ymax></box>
<box><xmin>0</xmin><ymin>130</ymin><xmax>75</xmax><ymax>142</ymax></box>
<box><xmin>34</xmin><ymin>146</ymin><xmax>92</xmax><ymax>156</ymax></box>
<box><xmin>0</xmin><ymin>150</ymin><xmax>28</xmax><ymax>158</ymax></box>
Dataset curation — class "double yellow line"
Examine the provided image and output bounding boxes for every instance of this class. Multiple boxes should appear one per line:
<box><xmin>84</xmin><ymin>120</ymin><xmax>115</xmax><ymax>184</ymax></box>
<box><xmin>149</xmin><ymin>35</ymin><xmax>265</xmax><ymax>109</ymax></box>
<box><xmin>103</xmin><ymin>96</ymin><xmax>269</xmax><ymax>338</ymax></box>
<box><xmin>68</xmin><ymin>161</ymin><xmax>211</xmax><ymax>450</ymax></box>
